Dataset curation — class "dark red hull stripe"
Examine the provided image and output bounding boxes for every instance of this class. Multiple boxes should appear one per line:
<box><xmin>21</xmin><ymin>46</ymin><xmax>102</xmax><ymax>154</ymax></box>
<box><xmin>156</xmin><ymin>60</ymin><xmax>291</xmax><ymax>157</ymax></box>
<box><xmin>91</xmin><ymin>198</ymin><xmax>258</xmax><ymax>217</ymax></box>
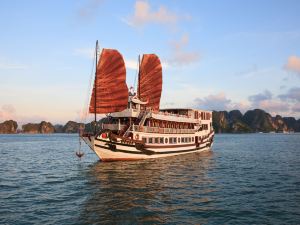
<box><xmin>94</xmin><ymin>141</ymin><xmax>212</xmax><ymax>155</ymax></box>
<box><xmin>96</xmin><ymin>137</ymin><xmax>212</xmax><ymax>148</ymax></box>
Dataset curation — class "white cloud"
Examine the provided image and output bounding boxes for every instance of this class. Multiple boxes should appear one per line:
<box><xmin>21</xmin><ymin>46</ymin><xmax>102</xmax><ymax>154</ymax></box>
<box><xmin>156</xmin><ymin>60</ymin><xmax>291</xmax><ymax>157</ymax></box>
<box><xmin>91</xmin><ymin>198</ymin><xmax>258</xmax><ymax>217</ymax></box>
<box><xmin>257</xmin><ymin>100</ymin><xmax>289</xmax><ymax>113</ymax></box>
<box><xmin>231</xmin><ymin>101</ymin><xmax>251</xmax><ymax>113</ymax></box>
<box><xmin>284</xmin><ymin>55</ymin><xmax>300</xmax><ymax>77</ymax></box>
<box><xmin>248</xmin><ymin>90</ymin><xmax>292</xmax><ymax>115</ymax></box>
<box><xmin>278</xmin><ymin>87</ymin><xmax>300</xmax><ymax>102</ymax></box>
<box><xmin>248</xmin><ymin>90</ymin><xmax>272</xmax><ymax>102</ymax></box>
<box><xmin>125</xmin><ymin>0</ymin><xmax>180</xmax><ymax>28</ymax></box>
<box><xmin>193</xmin><ymin>91</ymin><xmax>293</xmax><ymax>116</ymax></box>
<box><xmin>168</xmin><ymin>34</ymin><xmax>200</xmax><ymax>66</ymax></box>
<box><xmin>194</xmin><ymin>93</ymin><xmax>232</xmax><ymax>111</ymax></box>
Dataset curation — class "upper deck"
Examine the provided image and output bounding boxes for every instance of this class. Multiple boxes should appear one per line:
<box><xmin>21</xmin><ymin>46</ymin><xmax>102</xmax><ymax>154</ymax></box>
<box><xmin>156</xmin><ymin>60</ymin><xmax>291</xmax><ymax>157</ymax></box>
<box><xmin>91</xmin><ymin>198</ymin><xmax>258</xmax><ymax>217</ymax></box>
<box><xmin>110</xmin><ymin>108</ymin><xmax>212</xmax><ymax>123</ymax></box>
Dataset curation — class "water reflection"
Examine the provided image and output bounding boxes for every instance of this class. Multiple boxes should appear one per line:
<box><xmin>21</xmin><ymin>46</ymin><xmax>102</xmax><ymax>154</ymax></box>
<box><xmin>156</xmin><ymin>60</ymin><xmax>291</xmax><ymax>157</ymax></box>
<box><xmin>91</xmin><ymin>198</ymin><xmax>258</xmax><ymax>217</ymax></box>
<box><xmin>78</xmin><ymin>151</ymin><xmax>216</xmax><ymax>224</ymax></box>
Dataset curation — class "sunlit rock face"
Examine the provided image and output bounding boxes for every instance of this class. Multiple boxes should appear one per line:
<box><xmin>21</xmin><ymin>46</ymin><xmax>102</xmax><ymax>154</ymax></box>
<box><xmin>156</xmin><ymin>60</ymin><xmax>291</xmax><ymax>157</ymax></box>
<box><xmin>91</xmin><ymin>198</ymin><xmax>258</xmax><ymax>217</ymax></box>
<box><xmin>0</xmin><ymin>120</ymin><xmax>18</xmax><ymax>134</ymax></box>
<box><xmin>213</xmin><ymin>110</ymin><xmax>251</xmax><ymax>133</ymax></box>
<box><xmin>22</xmin><ymin>121</ymin><xmax>54</xmax><ymax>134</ymax></box>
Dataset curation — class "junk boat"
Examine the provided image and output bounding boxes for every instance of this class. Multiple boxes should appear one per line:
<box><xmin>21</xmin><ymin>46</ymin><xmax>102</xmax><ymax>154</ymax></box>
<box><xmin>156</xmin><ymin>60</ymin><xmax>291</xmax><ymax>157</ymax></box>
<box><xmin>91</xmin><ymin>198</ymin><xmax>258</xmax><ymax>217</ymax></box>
<box><xmin>81</xmin><ymin>41</ymin><xmax>214</xmax><ymax>161</ymax></box>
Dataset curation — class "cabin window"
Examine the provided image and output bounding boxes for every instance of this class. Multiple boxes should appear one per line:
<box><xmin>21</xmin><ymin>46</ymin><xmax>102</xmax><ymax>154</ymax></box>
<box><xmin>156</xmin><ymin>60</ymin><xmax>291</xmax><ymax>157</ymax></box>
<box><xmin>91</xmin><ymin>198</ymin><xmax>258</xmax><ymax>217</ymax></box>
<box><xmin>160</xmin><ymin>137</ymin><xmax>164</xmax><ymax>144</ymax></box>
<box><xmin>178</xmin><ymin>138</ymin><xmax>181</xmax><ymax>143</ymax></box>
<box><xmin>173</xmin><ymin>137</ymin><xmax>177</xmax><ymax>143</ymax></box>
<box><xmin>149</xmin><ymin>138</ymin><xmax>153</xmax><ymax>144</ymax></box>
<box><xmin>169</xmin><ymin>137</ymin><xmax>173</xmax><ymax>144</ymax></box>
<box><xmin>165</xmin><ymin>138</ymin><xmax>168</xmax><ymax>143</ymax></box>
<box><xmin>155</xmin><ymin>137</ymin><xmax>159</xmax><ymax>144</ymax></box>
<box><xmin>142</xmin><ymin>137</ymin><xmax>147</xmax><ymax>143</ymax></box>
<box><xmin>181</xmin><ymin>137</ymin><xmax>185</xmax><ymax>143</ymax></box>
<box><xmin>185</xmin><ymin>137</ymin><xmax>188</xmax><ymax>142</ymax></box>
<box><xmin>192</xmin><ymin>137</ymin><xmax>194</xmax><ymax>142</ymax></box>
<box><xmin>188</xmin><ymin>137</ymin><xmax>191</xmax><ymax>142</ymax></box>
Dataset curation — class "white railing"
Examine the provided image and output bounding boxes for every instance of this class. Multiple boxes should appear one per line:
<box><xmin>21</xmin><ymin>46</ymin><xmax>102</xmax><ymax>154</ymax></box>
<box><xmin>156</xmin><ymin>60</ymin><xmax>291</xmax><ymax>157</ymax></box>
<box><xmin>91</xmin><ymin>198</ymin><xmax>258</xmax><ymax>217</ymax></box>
<box><xmin>156</xmin><ymin>111</ymin><xmax>191</xmax><ymax>118</ymax></box>
<box><xmin>133</xmin><ymin>125</ymin><xmax>195</xmax><ymax>134</ymax></box>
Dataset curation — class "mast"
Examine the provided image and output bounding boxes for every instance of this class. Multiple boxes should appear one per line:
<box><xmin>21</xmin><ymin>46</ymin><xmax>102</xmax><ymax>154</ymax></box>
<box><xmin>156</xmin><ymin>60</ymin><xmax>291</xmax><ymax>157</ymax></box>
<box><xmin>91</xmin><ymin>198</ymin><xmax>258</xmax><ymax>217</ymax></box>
<box><xmin>137</xmin><ymin>55</ymin><xmax>140</xmax><ymax>99</ymax></box>
<box><xmin>94</xmin><ymin>40</ymin><xmax>98</xmax><ymax>135</ymax></box>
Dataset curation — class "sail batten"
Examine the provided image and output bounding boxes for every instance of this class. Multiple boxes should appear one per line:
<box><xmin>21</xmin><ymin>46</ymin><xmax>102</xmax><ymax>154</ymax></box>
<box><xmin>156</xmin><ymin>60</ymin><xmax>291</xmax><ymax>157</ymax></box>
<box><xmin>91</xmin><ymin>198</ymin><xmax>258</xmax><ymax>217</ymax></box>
<box><xmin>89</xmin><ymin>49</ymin><xmax>128</xmax><ymax>114</ymax></box>
<box><xmin>138</xmin><ymin>54</ymin><xmax>162</xmax><ymax>111</ymax></box>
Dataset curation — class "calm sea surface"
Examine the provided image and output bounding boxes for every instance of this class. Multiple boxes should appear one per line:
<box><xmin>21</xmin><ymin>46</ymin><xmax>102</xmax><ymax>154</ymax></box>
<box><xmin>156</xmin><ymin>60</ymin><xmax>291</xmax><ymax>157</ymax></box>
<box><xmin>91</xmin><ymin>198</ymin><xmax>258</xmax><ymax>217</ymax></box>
<box><xmin>0</xmin><ymin>133</ymin><xmax>300</xmax><ymax>224</ymax></box>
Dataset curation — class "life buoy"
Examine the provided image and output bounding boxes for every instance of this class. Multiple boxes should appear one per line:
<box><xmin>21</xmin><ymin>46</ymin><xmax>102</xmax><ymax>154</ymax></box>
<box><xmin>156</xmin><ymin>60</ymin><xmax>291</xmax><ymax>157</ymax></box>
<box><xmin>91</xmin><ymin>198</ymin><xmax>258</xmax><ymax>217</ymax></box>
<box><xmin>101</xmin><ymin>133</ymin><xmax>107</xmax><ymax>138</ymax></box>
<box><xmin>135</xmin><ymin>134</ymin><xmax>139</xmax><ymax>140</ymax></box>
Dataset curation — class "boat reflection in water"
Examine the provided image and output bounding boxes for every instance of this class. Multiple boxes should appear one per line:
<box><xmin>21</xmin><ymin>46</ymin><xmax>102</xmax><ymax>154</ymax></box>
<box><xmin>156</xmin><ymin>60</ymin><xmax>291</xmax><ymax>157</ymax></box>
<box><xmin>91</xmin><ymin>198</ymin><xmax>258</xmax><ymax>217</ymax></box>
<box><xmin>78</xmin><ymin>151</ymin><xmax>216</xmax><ymax>224</ymax></box>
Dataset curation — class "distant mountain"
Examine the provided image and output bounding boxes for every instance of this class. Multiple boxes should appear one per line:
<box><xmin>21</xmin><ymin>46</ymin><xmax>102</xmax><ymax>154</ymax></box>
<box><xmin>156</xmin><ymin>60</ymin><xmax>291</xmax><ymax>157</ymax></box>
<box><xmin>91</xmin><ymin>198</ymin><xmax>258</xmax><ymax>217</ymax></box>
<box><xmin>51</xmin><ymin>120</ymin><xmax>101</xmax><ymax>134</ymax></box>
<box><xmin>213</xmin><ymin>109</ymin><xmax>300</xmax><ymax>133</ymax></box>
<box><xmin>212</xmin><ymin>110</ymin><xmax>251</xmax><ymax>133</ymax></box>
<box><xmin>54</xmin><ymin>124</ymin><xmax>64</xmax><ymax>133</ymax></box>
<box><xmin>22</xmin><ymin>121</ymin><xmax>55</xmax><ymax>134</ymax></box>
<box><xmin>1</xmin><ymin>109</ymin><xmax>299</xmax><ymax>134</ymax></box>
<box><xmin>0</xmin><ymin>120</ymin><xmax>18</xmax><ymax>134</ymax></box>
<box><xmin>62</xmin><ymin>121</ymin><xmax>84</xmax><ymax>133</ymax></box>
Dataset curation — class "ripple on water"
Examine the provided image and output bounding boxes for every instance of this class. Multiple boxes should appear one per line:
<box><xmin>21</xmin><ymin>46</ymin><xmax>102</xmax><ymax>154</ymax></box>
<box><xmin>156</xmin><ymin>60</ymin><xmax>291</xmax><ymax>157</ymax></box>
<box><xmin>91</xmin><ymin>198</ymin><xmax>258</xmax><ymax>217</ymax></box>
<box><xmin>0</xmin><ymin>133</ymin><xmax>300</xmax><ymax>224</ymax></box>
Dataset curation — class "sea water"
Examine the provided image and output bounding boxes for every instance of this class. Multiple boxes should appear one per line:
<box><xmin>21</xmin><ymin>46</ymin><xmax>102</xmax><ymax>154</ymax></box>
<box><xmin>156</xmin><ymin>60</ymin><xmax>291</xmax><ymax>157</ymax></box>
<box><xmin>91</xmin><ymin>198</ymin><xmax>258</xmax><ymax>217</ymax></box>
<box><xmin>0</xmin><ymin>133</ymin><xmax>300</xmax><ymax>224</ymax></box>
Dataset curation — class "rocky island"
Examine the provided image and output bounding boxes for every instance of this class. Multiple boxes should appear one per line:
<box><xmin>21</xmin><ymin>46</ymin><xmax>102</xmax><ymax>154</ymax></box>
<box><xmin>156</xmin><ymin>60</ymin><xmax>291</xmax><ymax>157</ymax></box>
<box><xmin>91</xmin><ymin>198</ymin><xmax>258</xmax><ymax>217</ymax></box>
<box><xmin>0</xmin><ymin>120</ymin><xmax>18</xmax><ymax>134</ymax></box>
<box><xmin>213</xmin><ymin>109</ymin><xmax>300</xmax><ymax>133</ymax></box>
<box><xmin>0</xmin><ymin>108</ymin><xmax>299</xmax><ymax>134</ymax></box>
<box><xmin>22</xmin><ymin>121</ymin><xmax>55</xmax><ymax>134</ymax></box>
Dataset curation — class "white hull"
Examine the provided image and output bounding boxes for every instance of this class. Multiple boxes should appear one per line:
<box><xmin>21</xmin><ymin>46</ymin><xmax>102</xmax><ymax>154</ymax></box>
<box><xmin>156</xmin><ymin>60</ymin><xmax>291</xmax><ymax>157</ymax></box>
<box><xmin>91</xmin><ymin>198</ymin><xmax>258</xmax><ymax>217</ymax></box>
<box><xmin>82</xmin><ymin>131</ymin><xmax>214</xmax><ymax>162</ymax></box>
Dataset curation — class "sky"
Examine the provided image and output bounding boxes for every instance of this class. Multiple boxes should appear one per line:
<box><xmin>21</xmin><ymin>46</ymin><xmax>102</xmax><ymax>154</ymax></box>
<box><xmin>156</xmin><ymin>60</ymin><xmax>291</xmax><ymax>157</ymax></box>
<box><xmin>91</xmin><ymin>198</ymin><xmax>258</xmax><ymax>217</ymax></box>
<box><xmin>0</xmin><ymin>0</ymin><xmax>300</xmax><ymax>125</ymax></box>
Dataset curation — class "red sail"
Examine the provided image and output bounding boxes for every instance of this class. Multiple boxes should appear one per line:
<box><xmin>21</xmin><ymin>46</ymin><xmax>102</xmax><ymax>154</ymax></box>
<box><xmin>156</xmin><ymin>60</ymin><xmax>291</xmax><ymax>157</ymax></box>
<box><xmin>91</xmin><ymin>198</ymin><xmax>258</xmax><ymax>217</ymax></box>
<box><xmin>89</xmin><ymin>49</ymin><xmax>128</xmax><ymax>114</ymax></box>
<box><xmin>138</xmin><ymin>54</ymin><xmax>163</xmax><ymax>111</ymax></box>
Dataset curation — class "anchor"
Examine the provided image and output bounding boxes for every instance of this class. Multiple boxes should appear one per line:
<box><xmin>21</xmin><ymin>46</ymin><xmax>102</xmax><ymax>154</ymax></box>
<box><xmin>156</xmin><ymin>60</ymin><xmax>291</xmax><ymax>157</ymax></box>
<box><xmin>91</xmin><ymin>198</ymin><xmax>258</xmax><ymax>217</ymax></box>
<box><xmin>76</xmin><ymin>125</ymin><xmax>85</xmax><ymax>159</ymax></box>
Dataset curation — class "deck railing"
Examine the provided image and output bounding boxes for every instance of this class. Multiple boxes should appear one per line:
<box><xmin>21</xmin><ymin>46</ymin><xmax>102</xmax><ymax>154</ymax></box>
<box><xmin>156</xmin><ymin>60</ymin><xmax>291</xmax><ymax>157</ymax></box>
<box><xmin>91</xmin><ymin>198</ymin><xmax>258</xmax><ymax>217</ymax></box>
<box><xmin>133</xmin><ymin>125</ymin><xmax>195</xmax><ymax>134</ymax></box>
<box><xmin>102</xmin><ymin>123</ymin><xmax>211</xmax><ymax>135</ymax></box>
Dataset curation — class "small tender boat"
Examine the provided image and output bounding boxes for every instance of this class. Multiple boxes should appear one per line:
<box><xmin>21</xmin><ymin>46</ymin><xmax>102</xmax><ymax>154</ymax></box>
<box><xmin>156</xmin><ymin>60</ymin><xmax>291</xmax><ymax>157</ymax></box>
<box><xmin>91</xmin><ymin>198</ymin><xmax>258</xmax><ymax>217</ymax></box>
<box><xmin>81</xmin><ymin>41</ymin><xmax>214</xmax><ymax>161</ymax></box>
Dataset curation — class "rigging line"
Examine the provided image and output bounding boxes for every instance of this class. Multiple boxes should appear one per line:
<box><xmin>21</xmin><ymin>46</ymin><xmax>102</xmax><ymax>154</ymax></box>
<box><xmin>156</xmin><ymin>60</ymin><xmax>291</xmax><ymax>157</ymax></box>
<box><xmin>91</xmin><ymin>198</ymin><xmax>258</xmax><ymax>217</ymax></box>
<box><xmin>81</xmin><ymin>46</ymin><xmax>97</xmax><ymax>125</ymax></box>
<box><xmin>133</xmin><ymin>55</ymin><xmax>139</xmax><ymax>93</ymax></box>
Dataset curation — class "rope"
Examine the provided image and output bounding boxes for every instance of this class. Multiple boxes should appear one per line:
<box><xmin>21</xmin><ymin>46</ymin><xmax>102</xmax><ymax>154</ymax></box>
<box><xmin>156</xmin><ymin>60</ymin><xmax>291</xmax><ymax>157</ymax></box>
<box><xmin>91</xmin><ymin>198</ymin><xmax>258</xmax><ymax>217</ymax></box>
<box><xmin>133</xmin><ymin>55</ymin><xmax>139</xmax><ymax>92</ymax></box>
<box><xmin>80</xmin><ymin>46</ymin><xmax>97</xmax><ymax>124</ymax></box>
